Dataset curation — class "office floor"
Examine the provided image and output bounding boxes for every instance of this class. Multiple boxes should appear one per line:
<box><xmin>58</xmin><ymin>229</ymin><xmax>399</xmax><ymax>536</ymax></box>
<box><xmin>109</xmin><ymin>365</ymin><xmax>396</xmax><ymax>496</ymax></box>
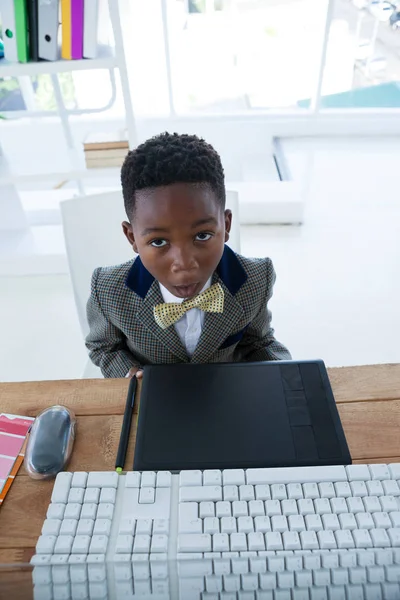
<box><xmin>1</xmin><ymin>137</ymin><xmax>399</xmax><ymax>382</ymax></box>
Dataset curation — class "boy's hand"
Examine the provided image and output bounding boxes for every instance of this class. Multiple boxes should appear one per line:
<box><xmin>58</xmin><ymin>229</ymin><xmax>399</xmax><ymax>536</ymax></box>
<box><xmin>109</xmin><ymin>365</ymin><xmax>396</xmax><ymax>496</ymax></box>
<box><xmin>126</xmin><ymin>367</ymin><xmax>143</xmax><ymax>379</ymax></box>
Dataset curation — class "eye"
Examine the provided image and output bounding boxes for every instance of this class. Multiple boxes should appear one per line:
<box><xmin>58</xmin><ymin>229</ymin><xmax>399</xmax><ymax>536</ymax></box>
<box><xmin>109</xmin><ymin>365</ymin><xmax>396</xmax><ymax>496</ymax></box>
<box><xmin>150</xmin><ymin>239</ymin><xmax>168</xmax><ymax>248</ymax></box>
<box><xmin>195</xmin><ymin>232</ymin><xmax>212</xmax><ymax>242</ymax></box>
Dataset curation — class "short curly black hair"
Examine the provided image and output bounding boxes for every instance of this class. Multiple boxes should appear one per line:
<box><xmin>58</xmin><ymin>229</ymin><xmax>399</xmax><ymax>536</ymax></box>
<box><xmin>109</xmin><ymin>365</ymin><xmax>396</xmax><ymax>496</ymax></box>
<box><xmin>121</xmin><ymin>132</ymin><xmax>225</xmax><ymax>219</ymax></box>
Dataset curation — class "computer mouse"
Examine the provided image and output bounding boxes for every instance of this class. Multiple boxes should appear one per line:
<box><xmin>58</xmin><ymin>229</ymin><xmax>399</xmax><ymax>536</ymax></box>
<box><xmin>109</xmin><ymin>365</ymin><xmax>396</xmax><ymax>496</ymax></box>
<box><xmin>24</xmin><ymin>406</ymin><xmax>76</xmax><ymax>479</ymax></box>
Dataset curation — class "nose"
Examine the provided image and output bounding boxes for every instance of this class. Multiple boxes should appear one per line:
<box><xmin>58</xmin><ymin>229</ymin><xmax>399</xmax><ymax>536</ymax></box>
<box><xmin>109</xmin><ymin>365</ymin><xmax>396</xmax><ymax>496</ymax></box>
<box><xmin>170</xmin><ymin>245</ymin><xmax>198</xmax><ymax>273</ymax></box>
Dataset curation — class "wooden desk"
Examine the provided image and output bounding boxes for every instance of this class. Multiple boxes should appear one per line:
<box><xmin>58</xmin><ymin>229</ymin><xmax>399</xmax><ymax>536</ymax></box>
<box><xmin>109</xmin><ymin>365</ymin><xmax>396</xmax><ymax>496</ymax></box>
<box><xmin>0</xmin><ymin>363</ymin><xmax>399</xmax><ymax>567</ymax></box>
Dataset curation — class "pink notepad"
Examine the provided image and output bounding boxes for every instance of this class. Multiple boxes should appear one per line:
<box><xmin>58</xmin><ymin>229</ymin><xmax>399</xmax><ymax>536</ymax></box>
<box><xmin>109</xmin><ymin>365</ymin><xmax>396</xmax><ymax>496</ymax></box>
<box><xmin>0</xmin><ymin>413</ymin><xmax>35</xmax><ymax>506</ymax></box>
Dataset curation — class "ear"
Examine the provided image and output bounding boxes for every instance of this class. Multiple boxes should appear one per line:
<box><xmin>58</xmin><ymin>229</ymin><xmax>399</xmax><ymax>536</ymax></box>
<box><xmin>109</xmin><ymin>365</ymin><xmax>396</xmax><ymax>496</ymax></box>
<box><xmin>224</xmin><ymin>209</ymin><xmax>232</xmax><ymax>243</ymax></box>
<box><xmin>122</xmin><ymin>221</ymin><xmax>138</xmax><ymax>253</ymax></box>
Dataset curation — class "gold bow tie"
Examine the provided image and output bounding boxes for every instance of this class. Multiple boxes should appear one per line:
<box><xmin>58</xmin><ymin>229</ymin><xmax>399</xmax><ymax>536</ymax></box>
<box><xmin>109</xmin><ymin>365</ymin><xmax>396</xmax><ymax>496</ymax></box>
<box><xmin>154</xmin><ymin>282</ymin><xmax>224</xmax><ymax>329</ymax></box>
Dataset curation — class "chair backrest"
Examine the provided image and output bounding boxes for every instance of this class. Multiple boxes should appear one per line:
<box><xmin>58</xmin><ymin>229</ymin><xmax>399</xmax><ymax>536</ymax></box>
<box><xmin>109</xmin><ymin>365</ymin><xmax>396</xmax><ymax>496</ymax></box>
<box><xmin>61</xmin><ymin>189</ymin><xmax>241</xmax><ymax>338</ymax></box>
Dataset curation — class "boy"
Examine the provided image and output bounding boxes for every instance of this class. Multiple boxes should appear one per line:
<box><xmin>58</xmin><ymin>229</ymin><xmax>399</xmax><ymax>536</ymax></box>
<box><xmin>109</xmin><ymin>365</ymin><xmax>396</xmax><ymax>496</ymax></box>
<box><xmin>86</xmin><ymin>132</ymin><xmax>291</xmax><ymax>378</ymax></box>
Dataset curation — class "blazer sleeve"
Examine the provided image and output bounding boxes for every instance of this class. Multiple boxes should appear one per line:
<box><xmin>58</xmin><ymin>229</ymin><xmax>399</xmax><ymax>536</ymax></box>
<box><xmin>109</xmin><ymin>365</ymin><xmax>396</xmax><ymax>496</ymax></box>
<box><xmin>238</xmin><ymin>258</ymin><xmax>291</xmax><ymax>362</ymax></box>
<box><xmin>85</xmin><ymin>268</ymin><xmax>142</xmax><ymax>378</ymax></box>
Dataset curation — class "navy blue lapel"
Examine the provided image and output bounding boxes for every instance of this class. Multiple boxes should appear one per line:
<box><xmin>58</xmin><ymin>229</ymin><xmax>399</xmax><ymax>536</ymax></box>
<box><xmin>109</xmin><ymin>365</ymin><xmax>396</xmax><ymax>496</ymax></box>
<box><xmin>125</xmin><ymin>245</ymin><xmax>247</xmax><ymax>298</ymax></box>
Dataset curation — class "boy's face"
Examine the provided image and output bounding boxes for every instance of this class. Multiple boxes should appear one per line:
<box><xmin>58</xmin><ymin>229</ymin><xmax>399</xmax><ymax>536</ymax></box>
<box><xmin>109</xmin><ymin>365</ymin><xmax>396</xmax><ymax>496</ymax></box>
<box><xmin>122</xmin><ymin>183</ymin><xmax>232</xmax><ymax>299</ymax></box>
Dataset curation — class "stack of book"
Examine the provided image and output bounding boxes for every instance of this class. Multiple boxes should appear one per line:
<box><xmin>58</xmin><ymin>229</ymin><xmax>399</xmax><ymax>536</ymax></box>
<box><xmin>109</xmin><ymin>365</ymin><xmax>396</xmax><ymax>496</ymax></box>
<box><xmin>83</xmin><ymin>130</ymin><xmax>129</xmax><ymax>169</ymax></box>
<box><xmin>0</xmin><ymin>0</ymin><xmax>101</xmax><ymax>63</ymax></box>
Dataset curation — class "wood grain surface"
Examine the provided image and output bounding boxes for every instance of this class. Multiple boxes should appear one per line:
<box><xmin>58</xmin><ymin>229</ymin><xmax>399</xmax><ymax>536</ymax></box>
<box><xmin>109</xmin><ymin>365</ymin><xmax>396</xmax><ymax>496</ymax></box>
<box><xmin>0</xmin><ymin>363</ymin><xmax>399</xmax><ymax>570</ymax></box>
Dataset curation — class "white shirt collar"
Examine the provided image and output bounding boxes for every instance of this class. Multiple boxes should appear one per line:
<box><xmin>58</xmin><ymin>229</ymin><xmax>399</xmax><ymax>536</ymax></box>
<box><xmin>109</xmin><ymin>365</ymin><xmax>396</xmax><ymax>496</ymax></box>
<box><xmin>159</xmin><ymin>278</ymin><xmax>212</xmax><ymax>304</ymax></box>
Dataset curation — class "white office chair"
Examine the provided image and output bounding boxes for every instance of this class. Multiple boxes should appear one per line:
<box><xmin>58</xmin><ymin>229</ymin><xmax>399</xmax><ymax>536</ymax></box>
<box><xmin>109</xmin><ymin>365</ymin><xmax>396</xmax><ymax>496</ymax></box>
<box><xmin>61</xmin><ymin>190</ymin><xmax>241</xmax><ymax>378</ymax></box>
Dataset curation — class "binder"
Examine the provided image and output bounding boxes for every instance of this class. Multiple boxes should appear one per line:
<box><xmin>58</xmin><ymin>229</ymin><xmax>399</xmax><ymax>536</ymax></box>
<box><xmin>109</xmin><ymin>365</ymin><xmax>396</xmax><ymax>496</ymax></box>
<box><xmin>38</xmin><ymin>0</ymin><xmax>59</xmax><ymax>61</ymax></box>
<box><xmin>0</xmin><ymin>0</ymin><xmax>18</xmax><ymax>62</ymax></box>
<box><xmin>83</xmin><ymin>0</ymin><xmax>98</xmax><ymax>58</ymax></box>
<box><xmin>61</xmin><ymin>0</ymin><xmax>71</xmax><ymax>59</ymax></box>
<box><xmin>27</xmin><ymin>0</ymin><xmax>39</xmax><ymax>61</ymax></box>
<box><xmin>14</xmin><ymin>0</ymin><xmax>29</xmax><ymax>62</ymax></box>
<box><xmin>71</xmin><ymin>0</ymin><xmax>83</xmax><ymax>59</ymax></box>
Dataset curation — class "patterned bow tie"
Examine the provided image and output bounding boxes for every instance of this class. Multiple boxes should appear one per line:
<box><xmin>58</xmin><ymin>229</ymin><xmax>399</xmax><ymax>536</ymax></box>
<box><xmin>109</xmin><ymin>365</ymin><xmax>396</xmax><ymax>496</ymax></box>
<box><xmin>154</xmin><ymin>282</ymin><xmax>224</xmax><ymax>329</ymax></box>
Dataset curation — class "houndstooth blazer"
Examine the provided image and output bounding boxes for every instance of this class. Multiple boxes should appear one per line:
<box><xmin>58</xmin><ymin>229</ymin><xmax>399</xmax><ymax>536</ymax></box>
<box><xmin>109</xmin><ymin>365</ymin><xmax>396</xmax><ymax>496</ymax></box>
<box><xmin>86</xmin><ymin>245</ymin><xmax>291</xmax><ymax>378</ymax></box>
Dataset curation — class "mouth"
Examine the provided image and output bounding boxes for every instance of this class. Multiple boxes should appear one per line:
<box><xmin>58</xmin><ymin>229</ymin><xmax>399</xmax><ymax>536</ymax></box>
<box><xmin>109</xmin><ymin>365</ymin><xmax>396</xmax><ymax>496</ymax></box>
<box><xmin>173</xmin><ymin>282</ymin><xmax>201</xmax><ymax>299</ymax></box>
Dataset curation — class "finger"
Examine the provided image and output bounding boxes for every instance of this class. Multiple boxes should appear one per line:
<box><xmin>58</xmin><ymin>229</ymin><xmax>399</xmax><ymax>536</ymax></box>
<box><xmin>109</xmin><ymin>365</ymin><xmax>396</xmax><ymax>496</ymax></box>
<box><xmin>136</xmin><ymin>370</ymin><xmax>143</xmax><ymax>379</ymax></box>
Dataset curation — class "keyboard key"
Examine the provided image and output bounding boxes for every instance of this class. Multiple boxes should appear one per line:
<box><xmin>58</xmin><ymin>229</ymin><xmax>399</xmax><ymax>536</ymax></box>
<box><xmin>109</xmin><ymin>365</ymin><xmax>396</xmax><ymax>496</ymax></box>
<box><xmin>382</xmin><ymin>480</ymin><xmax>400</xmax><ymax>496</ymax></box>
<box><xmin>303</xmin><ymin>483</ymin><xmax>319</xmax><ymax>499</ymax></box>
<box><xmin>238</xmin><ymin>517</ymin><xmax>254</xmax><ymax>533</ymax></box>
<box><xmin>305</xmin><ymin>514</ymin><xmax>323</xmax><ymax>531</ymax></box>
<box><xmin>179</xmin><ymin>470</ymin><xmax>202</xmax><ymax>486</ymax></box>
<box><xmin>51</xmin><ymin>473</ymin><xmax>72</xmax><ymax>504</ymax></box>
<box><xmin>96</xmin><ymin>503</ymin><xmax>114</xmax><ymax>520</ymax></box>
<box><xmin>54</xmin><ymin>535</ymin><xmax>74</xmax><ymax>554</ymax></box>
<box><xmin>233</xmin><ymin>501</ymin><xmax>248</xmax><ymax>517</ymax></box>
<box><xmin>363</xmin><ymin>496</ymin><xmax>381</xmax><ymax>513</ymax></box>
<box><xmin>265</xmin><ymin>532</ymin><xmax>283</xmax><ymax>551</ymax></box>
<box><xmin>338</xmin><ymin>513</ymin><xmax>357</xmax><ymax>530</ymax></box>
<box><xmin>64</xmin><ymin>503</ymin><xmax>81</xmax><ymax>520</ymax></box>
<box><xmin>94</xmin><ymin>519</ymin><xmax>111</xmax><ymax>536</ymax></box>
<box><xmin>299</xmin><ymin>530</ymin><xmax>318</xmax><ymax>550</ymax></box>
<box><xmin>370</xmin><ymin>530</ymin><xmax>390</xmax><ymax>549</ymax></box>
<box><xmin>200</xmin><ymin>502</ymin><xmax>215</xmax><ymax>518</ymax></box>
<box><xmin>255</xmin><ymin>485</ymin><xmax>271</xmax><ymax>500</ymax></box>
<box><xmin>213</xmin><ymin>533</ymin><xmax>230</xmax><ymax>552</ymax></box>
<box><xmin>317</xmin><ymin>530</ymin><xmax>337</xmax><ymax>549</ymax></box>
<box><xmin>204</xmin><ymin>518</ymin><xmax>220</xmax><ymax>534</ymax></box>
<box><xmin>318</xmin><ymin>482</ymin><xmax>335</xmax><ymax>498</ymax></box>
<box><xmin>141</xmin><ymin>471</ymin><xmax>156</xmax><ymax>487</ymax></box>
<box><xmin>366</xmin><ymin>481</ymin><xmax>384</xmax><ymax>496</ymax></box>
<box><xmin>83</xmin><ymin>488</ymin><xmax>99</xmax><ymax>504</ymax></box>
<box><xmin>71</xmin><ymin>535</ymin><xmax>90</xmax><ymax>554</ymax></box>
<box><xmin>254</xmin><ymin>516</ymin><xmax>271</xmax><ymax>533</ymax></box>
<box><xmin>271</xmin><ymin>484</ymin><xmax>287</xmax><ymax>500</ymax></box>
<box><xmin>369</xmin><ymin>464</ymin><xmax>391</xmax><ymax>480</ymax></box>
<box><xmin>346</xmin><ymin>464</ymin><xmax>370</xmax><ymax>481</ymax></box>
<box><xmin>60</xmin><ymin>519</ymin><xmax>78</xmax><ymax>536</ymax></box>
<box><xmin>390</xmin><ymin>512</ymin><xmax>400</xmax><ymax>528</ymax></box>
<box><xmin>153</xmin><ymin>518</ymin><xmax>169</xmax><ymax>534</ymax></box>
<box><xmin>76</xmin><ymin>519</ymin><xmax>94</xmax><ymax>536</ymax></box>
<box><xmin>42</xmin><ymin>519</ymin><xmax>61</xmax><ymax>536</ymax></box>
<box><xmin>89</xmin><ymin>535</ymin><xmax>108</xmax><ymax>554</ymax></box>
<box><xmin>223</xmin><ymin>469</ymin><xmax>245</xmax><ymax>486</ymax></box>
<box><xmin>80</xmin><ymin>503</ymin><xmax>97</xmax><ymax>520</ymax></box>
<box><xmin>156</xmin><ymin>471</ymin><xmax>171</xmax><ymax>487</ymax></box>
<box><xmin>139</xmin><ymin>487</ymin><xmax>155</xmax><ymax>504</ymax></box>
<box><xmin>380</xmin><ymin>496</ymin><xmax>398</xmax><ymax>512</ymax></box>
<box><xmin>247</xmin><ymin>465</ymin><xmax>347</xmax><ymax>484</ymax></box>
<box><xmin>282</xmin><ymin>531</ymin><xmax>301</xmax><ymax>550</ymax></box>
<box><xmin>331</xmin><ymin>498</ymin><xmax>348</xmax><ymax>514</ymax></box>
<box><xmin>248</xmin><ymin>532</ymin><xmax>265</xmax><ymax>551</ymax></box>
<box><xmin>298</xmin><ymin>499</ymin><xmax>315</xmax><ymax>515</ymax></box>
<box><xmin>265</xmin><ymin>500</ymin><xmax>281</xmax><ymax>516</ymax></box>
<box><xmin>136</xmin><ymin>518</ymin><xmax>152</xmax><ymax>535</ymax></box>
<box><xmin>288</xmin><ymin>514</ymin><xmax>305</xmax><ymax>532</ymax></box>
<box><xmin>314</xmin><ymin>498</ymin><xmax>331</xmax><ymax>514</ymax></box>
<box><xmin>36</xmin><ymin>535</ymin><xmax>57</xmax><ymax>554</ymax></box>
<box><xmin>334</xmin><ymin>482</ymin><xmax>352</xmax><ymax>497</ymax></box>
<box><xmin>239</xmin><ymin>485</ymin><xmax>255</xmax><ymax>501</ymax></box>
<box><xmin>178</xmin><ymin>533</ymin><xmax>211</xmax><ymax>552</ymax></box>
<box><xmin>321</xmin><ymin>513</ymin><xmax>340</xmax><ymax>530</ymax></box>
<box><xmin>180</xmin><ymin>486</ymin><xmax>222</xmax><ymax>502</ymax></box>
<box><xmin>373</xmin><ymin>512</ymin><xmax>392</xmax><ymax>529</ymax></box>
<box><xmin>388</xmin><ymin>528</ymin><xmax>400</xmax><ymax>547</ymax></box>
<box><xmin>125</xmin><ymin>472</ymin><xmax>141</xmax><ymax>488</ymax></box>
<box><xmin>87</xmin><ymin>472</ymin><xmax>118</xmax><ymax>488</ymax></box>
<box><xmin>47</xmin><ymin>504</ymin><xmax>65</xmax><ymax>520</ymax></box>
<box><xmin>204</xmin><ymin>470</ymin><xmax>222</xmax><ymax>486</ymax></box>
<box><xmin>71</xmin><ymin>472</ymin><xmax>88</xmax><ymax>488</ymax></box>
<box><xmin>287</xmin><ymin>483</ymin><xmax>303</xmax><ymax>499</ymax></box>
<box><xmin>335</xmin><ymin>530</ymin><xmax>355</xmax><ymax>549</ymax></box>
<box><xmin>353</xmin><ymin>529</ymin><xmax>373</xmax><ymax>548</ymax></box>
<box><xmin>221</xmin><ymin>517</ymin><xmax>236</xmax><ymax>534</ymax></box>
<box><xmin>350</xmin><ymin>481</ymin><xmax>368</xmax><ymax>497</ymax></box>
<box><xmin>271</xmin><ymin>516</ymin><xmax>287</xmax><ymax>533</ymax></box>
<box><xmin>118</xmin><ymin>517</ymin><xmax>135</xmax><ymax>535</ymax></box>
<box><xmin>249</xmin><ymin>501</ymin><xmax>265</xmax><ymax>517</ymax></box>
<box><xmin>216</xmin><ymin>501</ymin><xmax>231</xmax><ymax>517</ymax></box>
<box><xmin>223</xmin><ymin>486</ymin><xmax>239</xmax><ymax>501</ymax></box>
<box><xmin>99</xmin><ymin>488</ymin><xmax>116</xmax><ymax>504</ymax></box>
<box><xmin>347</xmin><ymin>497</ymin><xmax>364</xmax><ymax>513</ymax></box>
<box><xmin>281</xmin><ymin>500</ymin><xmax>298</xmax><ymax>516</ymax></box>
<box><xmin>355</xmin><ymin>512</ymin><xmax>374</xmax><ymax>530</ymax></box>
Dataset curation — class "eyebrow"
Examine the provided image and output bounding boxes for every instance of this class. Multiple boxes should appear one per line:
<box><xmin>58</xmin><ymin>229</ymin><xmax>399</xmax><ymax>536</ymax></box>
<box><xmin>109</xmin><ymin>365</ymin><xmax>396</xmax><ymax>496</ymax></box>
<box><xmin>140</xmin><ymin>217</ymin><xmax>218</xmax><ymax>237</ymax></box>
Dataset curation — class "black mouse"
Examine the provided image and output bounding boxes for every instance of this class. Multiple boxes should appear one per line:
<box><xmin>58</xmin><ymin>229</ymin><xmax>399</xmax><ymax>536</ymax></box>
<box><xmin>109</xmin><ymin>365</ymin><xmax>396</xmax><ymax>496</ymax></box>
<box><xmin>25</xmin><ymin>406</ymin><xmax>76</xmax><ymax>479</ymax></box>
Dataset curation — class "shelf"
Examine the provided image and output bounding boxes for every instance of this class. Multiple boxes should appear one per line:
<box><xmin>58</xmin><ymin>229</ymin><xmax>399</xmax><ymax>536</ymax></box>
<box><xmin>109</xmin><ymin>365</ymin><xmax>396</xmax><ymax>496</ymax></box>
<box><xmin>0</xmin><ymin>46</ymin><xmax>117</xmax><ymax>77</ymax></box>
<box><xmin>0</xmin><ymin>167</ymin><xmax>121</xmax><ymax>186</ymax></box>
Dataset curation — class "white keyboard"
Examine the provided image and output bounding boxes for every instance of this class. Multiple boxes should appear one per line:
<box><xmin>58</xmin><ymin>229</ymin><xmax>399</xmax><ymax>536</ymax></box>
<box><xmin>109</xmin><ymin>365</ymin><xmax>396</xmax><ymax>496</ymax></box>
<box><xmin>31</xmin><ymin>464</ymin><xmax>400</xmax><ymax>599</ymax></box>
